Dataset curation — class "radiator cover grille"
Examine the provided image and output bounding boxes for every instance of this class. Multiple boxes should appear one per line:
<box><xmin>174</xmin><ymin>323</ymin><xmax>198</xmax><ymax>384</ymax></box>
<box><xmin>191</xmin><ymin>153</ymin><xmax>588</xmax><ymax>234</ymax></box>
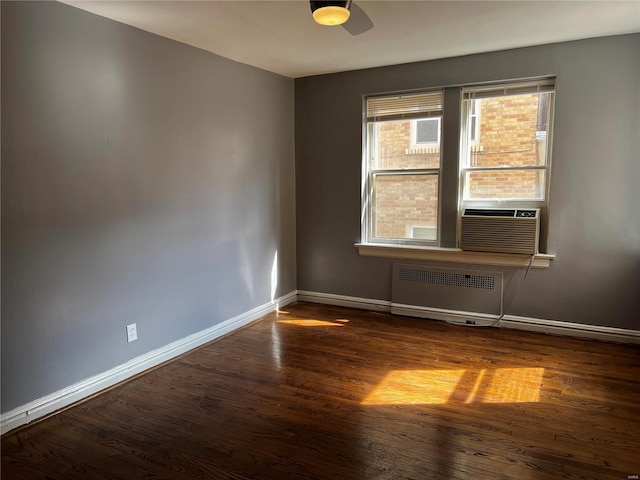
<box><xmin>398</xmin><ymin>267</ymin><xmax>495</xmax><ymax>290</ymax></box>
<box><xmin>392</xmin><ymin>264</ymin><xmax>502</xmax><ymax>315</ymax></box>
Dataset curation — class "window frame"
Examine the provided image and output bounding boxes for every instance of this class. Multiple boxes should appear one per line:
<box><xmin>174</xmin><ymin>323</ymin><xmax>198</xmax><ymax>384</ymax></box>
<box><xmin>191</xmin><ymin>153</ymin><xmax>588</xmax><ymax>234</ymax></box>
<box><xmin>360</xmin><ymin>77</ymin><xmax>555</xmax><ymax>257</ymax></box>
<box><xmin>368</xmin><ymin>169</ymin><xmax>441</xmax><ymax>245</ymax></box>
<box><xmin>459</xmin><ymin>80</ymin><xmax>555</xmax><ymax>208</ymax></box>
<box><xmin>363</xmin><ymin>89</ymin><xmax>444</xmax><ymax>247</ymax></box>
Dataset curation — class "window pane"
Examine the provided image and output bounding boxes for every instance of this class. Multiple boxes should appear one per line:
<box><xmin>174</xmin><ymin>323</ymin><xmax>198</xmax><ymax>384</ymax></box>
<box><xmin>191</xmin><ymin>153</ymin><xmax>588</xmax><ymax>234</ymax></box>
<box><xmin>465</xmin><ymin>93</ymin><xmax>551</xmax><ymax>168</ymax></box>
<box><xmin>373</xmin><ymin>174</ymin><xmax>438</xmax><ymax>240</ymax></box>
<box><xmin>464</xmin><ymin>170</ymin><xmax>546</xmax><ymax>200</ymax></box>
<box><xmin>370</xmin><ymin>119</ymin><xmax>440</xmax><ymax>170</ymax></box>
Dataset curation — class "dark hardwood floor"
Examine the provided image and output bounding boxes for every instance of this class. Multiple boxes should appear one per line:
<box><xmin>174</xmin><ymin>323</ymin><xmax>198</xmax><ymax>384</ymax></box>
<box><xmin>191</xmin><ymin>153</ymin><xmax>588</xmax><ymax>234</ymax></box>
<box><xmin>2</xmin><ymin>302</ymin><xmax>639</xmax><ymax>479</ymax></box>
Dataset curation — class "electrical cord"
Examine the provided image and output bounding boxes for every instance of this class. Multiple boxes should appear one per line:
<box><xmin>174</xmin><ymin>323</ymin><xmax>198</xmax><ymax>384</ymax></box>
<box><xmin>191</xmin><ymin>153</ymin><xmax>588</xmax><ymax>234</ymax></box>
<box><xmin>445</xmin><ymin>254</ymin><xmax>535</xmax><ymax>328</ymax></box>
<box><xmin>444</xmin><ymin>270</ymin><xmax>504</xmax><ymax>328</ymax></box>
<box><xmin>510</xmin><ymin>254</ymin><xmax>536</xmax><ymax>306</ymax></box>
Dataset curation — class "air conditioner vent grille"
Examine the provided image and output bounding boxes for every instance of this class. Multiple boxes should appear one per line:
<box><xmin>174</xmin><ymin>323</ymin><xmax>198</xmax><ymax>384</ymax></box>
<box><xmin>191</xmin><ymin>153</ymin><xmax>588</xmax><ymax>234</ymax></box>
<box><xmin>461</xmin><ymin>208</ymin><xmax>540</xmax><ymax>254</ymax></box>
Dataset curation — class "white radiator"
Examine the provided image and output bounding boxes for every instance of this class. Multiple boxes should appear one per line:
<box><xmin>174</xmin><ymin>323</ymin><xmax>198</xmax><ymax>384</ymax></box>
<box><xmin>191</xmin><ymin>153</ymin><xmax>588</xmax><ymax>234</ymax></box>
<box><xmin>391</xmin><ymin>264</ymin><xmax>503</xmax><ymax>324</ymax></box>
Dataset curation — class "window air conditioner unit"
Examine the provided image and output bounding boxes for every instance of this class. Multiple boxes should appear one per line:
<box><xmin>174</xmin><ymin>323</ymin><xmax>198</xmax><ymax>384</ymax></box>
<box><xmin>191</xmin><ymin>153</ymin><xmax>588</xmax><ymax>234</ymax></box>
<box><xmin>461</xmin><ymin>208</ymin><xmax>540</xmax><ymax>254</ymax></box>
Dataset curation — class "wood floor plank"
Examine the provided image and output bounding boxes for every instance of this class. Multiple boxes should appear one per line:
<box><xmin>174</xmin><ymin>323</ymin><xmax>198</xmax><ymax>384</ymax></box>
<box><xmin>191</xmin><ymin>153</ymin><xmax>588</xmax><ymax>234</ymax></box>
<box><xmin>2</xmin><ymin>302</ymin><xmax>639</xmax><ymax>479</ymax></box>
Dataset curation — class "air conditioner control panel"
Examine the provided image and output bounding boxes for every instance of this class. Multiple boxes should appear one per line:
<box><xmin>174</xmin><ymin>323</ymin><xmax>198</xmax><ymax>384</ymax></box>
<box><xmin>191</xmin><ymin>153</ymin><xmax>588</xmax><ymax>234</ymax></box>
<box><xmin>516</xmin><ymin>210</ymin><xmax>538</xmax><ymax>218</ymax></box>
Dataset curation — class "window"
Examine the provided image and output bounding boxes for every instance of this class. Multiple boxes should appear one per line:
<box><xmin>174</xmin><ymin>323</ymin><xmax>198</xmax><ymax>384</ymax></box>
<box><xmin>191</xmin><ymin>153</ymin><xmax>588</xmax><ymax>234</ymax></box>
<box><xmin>364</xmin><ymin>90</ymin><xmax>444</xmax><ymax>245</ymax></box>
<box><xmin>461</xmin><ymin>81</ymin><xmax>554</xmax><ymax>203</ymax></box>
<box><xmin>411</xmin><ymin>117</ymin><xmax>441</xmax><ymax>148</ymax></box>
<box><xmin>362</xmin><ymin>78</ymin><xmax>555</xmax><ymax>252</ymax></box>
<box><xmin>469</xmin><ymin>100</ymin><xmax>479</xmax><ymax>143</ymax></box>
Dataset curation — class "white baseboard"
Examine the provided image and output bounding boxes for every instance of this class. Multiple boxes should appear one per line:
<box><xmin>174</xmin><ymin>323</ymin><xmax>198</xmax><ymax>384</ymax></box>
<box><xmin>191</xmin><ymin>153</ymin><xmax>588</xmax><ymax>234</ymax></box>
<box><xmin>299</xmin><ymin>291</ymin><xmax>640</xmax><ymax>343</ymax></box>
<box><xmin>391</xmin><ymin>303</ymin><xmax>500</xmax><ymax>326</ymax></box>
<box><xmin>297</xmin><ymin>291</ymin><xmax>497</xmax><ymax>324</ymax></box>
<box><xmin>297</xmin><ymin>290</ymin><xmax>391</xmax><ymax>312</ymax></box>
<box><xmin>0</xmin><ymin>291</ymin><xmax>297</xmax><ymax>435</ymax></box>
<box><xmin>501</xmin><ymin>314</ymin><xmax>640</xmax><ymax>344</ymax></box>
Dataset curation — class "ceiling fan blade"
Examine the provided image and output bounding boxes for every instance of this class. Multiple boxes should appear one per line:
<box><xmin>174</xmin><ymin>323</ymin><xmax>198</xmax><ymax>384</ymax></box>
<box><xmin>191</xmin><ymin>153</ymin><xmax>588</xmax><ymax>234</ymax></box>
<box><xmin>342</xmin><ymin>2</ymin><xmax>373</xmax><ymax>36</ymax></box>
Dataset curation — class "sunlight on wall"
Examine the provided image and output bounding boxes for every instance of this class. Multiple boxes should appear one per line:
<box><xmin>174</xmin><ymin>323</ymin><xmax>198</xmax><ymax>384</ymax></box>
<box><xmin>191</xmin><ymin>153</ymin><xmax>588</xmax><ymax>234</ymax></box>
<box><xmin>270</xmin><ymin>251</ymin><xmax>278</xmax><ymax>303</ymax></box>
<box><xmin>361</xmin><ymin>368</ymin><xmax>544</xmax><ymax>405</ymax></box>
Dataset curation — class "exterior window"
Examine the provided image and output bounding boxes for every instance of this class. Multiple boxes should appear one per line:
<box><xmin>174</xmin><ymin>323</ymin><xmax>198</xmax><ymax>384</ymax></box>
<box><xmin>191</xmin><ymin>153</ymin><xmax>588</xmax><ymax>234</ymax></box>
<box><xmin>461</xmin><ymin>81</ymin><xmax>555</xmax><ymax>203</ymax></box>
<box><xmin>364</xmin><ymin>90</ymin><xmax>444</xmax><ymax>245</ymax></box>
<box><xmin>469</xmin><ymin>100</ymin><xmax>479</xmax><ymax>143</ymax></box>
<box><xmin>411</xmin><ymin>118</ymin><xmax>441</xmax><ymax>147</ymax></box>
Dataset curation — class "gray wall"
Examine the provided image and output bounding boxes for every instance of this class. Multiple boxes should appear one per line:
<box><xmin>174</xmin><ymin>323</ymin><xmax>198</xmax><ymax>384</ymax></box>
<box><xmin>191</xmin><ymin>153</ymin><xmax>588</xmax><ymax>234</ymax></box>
<box><xmin>2</xmin><ymin>1</ymin><xmax>639</xmax><ymax>415</ymax></box>
<box><xmin>1</xmin><ymin>1</ymin><xmax>296</xmax><ymax>412</ymax></box>
<box><xmin>295</xmin><ymin>34</ymin><xmax>640</xmax><ymax>330</ymax></box>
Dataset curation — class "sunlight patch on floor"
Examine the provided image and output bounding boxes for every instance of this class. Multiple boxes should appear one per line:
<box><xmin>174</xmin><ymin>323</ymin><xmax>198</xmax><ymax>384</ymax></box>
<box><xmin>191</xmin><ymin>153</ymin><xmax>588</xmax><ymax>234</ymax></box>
<box><xmin>361</xmin><ymin>368</ymin><xmax>544</xmax><ymax>405</ymax></box>
<box><xmin>277</xmin><ymin>318</ymin><xmax>349</xmax><ymax>327</ymax></box>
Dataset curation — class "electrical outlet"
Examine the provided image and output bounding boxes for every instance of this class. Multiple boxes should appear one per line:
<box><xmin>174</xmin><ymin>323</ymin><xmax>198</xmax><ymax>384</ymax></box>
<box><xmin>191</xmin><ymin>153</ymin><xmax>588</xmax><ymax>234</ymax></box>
<box><xmin>126</xmin><ymin>323</ymin><xmax>138</xmax><ymax>343</ymax></box>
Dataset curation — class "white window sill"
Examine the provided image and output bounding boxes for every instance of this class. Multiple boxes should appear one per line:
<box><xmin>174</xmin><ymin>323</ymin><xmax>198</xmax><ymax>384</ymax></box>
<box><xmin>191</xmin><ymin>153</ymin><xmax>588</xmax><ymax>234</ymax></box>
<box><xmin>355</xmin><ymin>243</ymin><xmax>554</xmax><ymax>269</ymax></box>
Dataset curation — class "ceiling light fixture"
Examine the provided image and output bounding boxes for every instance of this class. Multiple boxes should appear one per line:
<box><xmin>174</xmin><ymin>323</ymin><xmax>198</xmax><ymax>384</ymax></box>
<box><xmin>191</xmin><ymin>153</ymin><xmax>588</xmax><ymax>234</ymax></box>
<box><xmin>310</xmin><ymin>1</ymin><xmax>352</xmax><ymax>26</ymax></box>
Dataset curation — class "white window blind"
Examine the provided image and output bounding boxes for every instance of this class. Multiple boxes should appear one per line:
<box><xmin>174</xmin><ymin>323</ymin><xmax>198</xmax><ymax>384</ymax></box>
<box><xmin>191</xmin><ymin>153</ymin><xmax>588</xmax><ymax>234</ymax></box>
<box><xmin>462</xmin><ymin>79</ymin><xmax>555</xmax><ymax>100</ymax></box>
<box><xmin>366</xmin><ymin>90</ymin><xmax>444</xmax><ymax>121</ymax></box>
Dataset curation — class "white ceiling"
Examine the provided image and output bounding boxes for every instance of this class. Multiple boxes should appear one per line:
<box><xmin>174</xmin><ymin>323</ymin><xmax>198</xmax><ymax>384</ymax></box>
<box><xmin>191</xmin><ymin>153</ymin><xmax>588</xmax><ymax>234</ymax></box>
<box><xmin>63</xmin><ymin>0</ymin><xmax>640</xmax><ymax>78</ymax></box>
